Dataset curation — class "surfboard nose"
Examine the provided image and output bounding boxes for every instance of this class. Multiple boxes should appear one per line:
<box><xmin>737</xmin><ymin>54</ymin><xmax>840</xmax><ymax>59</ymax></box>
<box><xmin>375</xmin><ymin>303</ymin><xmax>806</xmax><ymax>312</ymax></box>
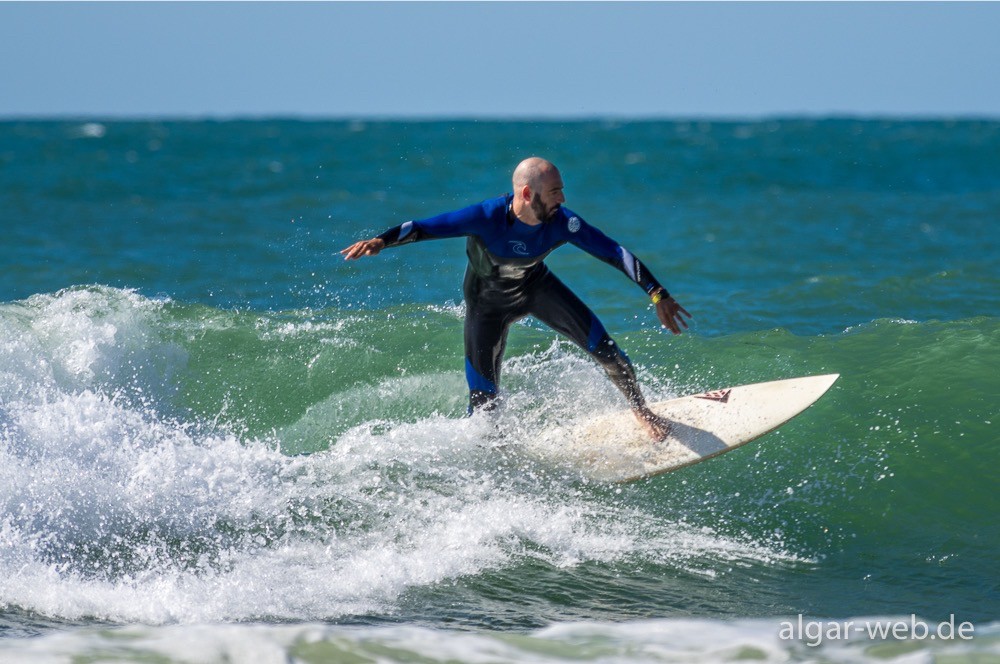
<box><xmin>802</xmin><ymin>373</ymin><xmax>840</xmax><ymax>400</ymax></box>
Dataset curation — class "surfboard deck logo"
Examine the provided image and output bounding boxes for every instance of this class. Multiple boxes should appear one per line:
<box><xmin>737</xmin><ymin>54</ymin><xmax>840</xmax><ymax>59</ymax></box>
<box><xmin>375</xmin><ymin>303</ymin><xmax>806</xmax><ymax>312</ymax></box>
<box><xmin>695</xmin><ymin>389</ymin><xmax>732</xmax><ymax>403</ymax></box>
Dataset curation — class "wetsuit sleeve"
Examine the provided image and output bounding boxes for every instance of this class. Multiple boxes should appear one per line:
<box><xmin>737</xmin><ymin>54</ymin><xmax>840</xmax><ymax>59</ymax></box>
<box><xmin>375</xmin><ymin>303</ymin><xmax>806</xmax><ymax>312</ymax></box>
<box><xmin>376</xmin><ymin>202</ymin><xmax>487</xmax><ymax>248</ymax></box>
<box><xmin>570</xmin><ymin>219</ymin><xmax>669</xmax><ymax>297</ymax></box>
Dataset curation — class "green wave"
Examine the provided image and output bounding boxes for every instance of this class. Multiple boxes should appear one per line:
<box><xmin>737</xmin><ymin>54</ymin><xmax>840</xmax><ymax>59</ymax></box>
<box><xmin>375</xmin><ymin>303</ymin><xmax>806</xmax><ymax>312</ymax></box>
<box><xmin>3</xmin><ymin>286</ymin><xmax>997</xmax><ymax>624</ymax></box>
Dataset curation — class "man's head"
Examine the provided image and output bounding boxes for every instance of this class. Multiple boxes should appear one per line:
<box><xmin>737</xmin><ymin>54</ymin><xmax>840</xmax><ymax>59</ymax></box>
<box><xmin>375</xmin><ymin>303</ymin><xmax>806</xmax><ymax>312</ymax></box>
<box><xmin>512</xmin><ymin>157</ymin><xmax>565</xmax><ymax>223</ymax></box>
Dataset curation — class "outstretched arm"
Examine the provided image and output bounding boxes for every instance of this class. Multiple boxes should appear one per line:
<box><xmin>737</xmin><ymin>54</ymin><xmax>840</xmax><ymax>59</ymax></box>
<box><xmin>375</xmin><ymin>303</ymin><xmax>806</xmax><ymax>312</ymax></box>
<box><xmin>340</xmin><ymin>219</ymin><xmax>416</xmax><ymax>260</ymax></box>
<box><xmin>569</xmin><ymin>217</ymin><xmax>692</xmax><ymax>334</ymax></box>
<box><xmin>340</xmin><ymin>200</ymin><xmax>491</xmax><ymax>261</ymax></box>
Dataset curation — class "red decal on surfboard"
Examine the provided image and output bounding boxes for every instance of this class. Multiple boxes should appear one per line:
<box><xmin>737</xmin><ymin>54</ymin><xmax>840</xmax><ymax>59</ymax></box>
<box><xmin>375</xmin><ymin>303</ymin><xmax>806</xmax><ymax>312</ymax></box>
<box><xmin>696</xmin><ymin>389</ymin><xmax>732</xmax><ymax>403</ymax></box>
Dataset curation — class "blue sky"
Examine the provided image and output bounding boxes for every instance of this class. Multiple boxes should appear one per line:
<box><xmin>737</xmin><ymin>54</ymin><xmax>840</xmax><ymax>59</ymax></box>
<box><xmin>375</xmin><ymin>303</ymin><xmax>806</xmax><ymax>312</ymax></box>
<box><xmin>3</xmin><ymin>2</ymin><xmax>999</xmax><ymax>119</ymax></box>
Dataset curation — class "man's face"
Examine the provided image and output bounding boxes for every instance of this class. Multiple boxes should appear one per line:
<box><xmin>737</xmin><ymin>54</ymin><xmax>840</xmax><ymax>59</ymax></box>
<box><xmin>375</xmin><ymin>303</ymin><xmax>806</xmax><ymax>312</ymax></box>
<box><xmin>530</xmin><ymin>170</ymin><xmax>566</xmax><ymax>222</ymax></box>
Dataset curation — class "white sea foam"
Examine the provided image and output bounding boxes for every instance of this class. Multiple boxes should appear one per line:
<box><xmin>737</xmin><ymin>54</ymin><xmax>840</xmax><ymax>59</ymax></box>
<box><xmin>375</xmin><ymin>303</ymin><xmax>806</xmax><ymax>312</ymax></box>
<box><xmin>0</xmin><ymin>403</ymin><xmax>804</xmax><ymax>623</ymax></box>
<box><xmin>72</xmin><ymin>122</ymin><xmax>106</xmax><ymax>139</ymax></box>
<box><xmin>1</xmin><ymin>286</ymin><xmax>182</xmax><ymax>398</ymax></box>
<box><xmin>2</xmin><ymin>618</ymin><xmax>997</xmax><ymax>663</ymax></box>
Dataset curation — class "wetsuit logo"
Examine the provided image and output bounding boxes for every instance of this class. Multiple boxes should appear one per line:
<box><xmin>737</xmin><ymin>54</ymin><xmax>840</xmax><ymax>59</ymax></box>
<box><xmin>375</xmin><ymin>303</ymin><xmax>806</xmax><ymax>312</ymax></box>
<box><xmin>509</xmin><ymin>241</ymin><xmax>529</xmax><ymax>256</ymax></box>
<box><xmin>568</xmin><ymin>216</ymin><xmax>581</xmax><ymax>233</ymax></box>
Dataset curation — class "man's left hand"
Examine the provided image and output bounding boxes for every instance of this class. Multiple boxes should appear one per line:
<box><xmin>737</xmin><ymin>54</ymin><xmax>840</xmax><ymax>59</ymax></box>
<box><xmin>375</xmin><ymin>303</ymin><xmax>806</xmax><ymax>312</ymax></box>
<box><xmin>654</xmin><ymin>294</ymin><xmax>692</xmax><ymax>335</ymax></box>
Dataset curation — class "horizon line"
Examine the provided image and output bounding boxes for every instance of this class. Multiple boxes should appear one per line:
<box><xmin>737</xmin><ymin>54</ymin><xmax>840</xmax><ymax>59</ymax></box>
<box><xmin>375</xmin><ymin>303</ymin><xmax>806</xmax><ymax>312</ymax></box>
<box><xmin>3</xmin><ymin>111</ymin><xmax>1000</xmax><ymax>123</ymax></box>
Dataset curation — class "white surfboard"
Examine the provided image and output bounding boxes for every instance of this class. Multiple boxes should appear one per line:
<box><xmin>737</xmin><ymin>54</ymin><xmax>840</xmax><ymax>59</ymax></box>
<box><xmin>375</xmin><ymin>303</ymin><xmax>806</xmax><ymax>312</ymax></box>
<box><xmin>533</xmin><ymin>374</ymin><xmax>839</xmax><ymax>483</ymax></box>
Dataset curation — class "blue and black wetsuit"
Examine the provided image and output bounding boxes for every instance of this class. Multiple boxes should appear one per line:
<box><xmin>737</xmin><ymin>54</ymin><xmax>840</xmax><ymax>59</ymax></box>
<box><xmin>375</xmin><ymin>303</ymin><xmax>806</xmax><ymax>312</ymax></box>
<box><xmin>376</xmin><ymin>194</ymin><xmax>670</xmax><ymax>412</ymax></box>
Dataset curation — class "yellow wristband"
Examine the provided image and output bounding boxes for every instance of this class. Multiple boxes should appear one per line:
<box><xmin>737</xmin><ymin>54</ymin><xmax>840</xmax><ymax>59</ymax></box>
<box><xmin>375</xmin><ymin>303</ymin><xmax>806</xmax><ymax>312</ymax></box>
<box><xmin>651</xmin><ymin>291</ymin><xmax>664</xmax><ymax>304</ymax></box>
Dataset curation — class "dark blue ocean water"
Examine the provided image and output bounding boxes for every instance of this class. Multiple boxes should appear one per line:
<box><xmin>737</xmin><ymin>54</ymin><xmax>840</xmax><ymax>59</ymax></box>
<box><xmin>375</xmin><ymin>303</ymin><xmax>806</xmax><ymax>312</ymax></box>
<box><xmin>1</xmin><ymin>119</ymin><xmax>998</xmax><ymax>662</ymax></box>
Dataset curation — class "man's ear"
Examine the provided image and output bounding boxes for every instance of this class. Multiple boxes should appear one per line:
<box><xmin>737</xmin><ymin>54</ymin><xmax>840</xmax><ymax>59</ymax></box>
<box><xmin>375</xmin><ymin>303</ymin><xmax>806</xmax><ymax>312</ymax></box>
<box><xmin>519</xmin><ymin>184</ymin><xmax>533</xmax><ymax>202</ymax></box>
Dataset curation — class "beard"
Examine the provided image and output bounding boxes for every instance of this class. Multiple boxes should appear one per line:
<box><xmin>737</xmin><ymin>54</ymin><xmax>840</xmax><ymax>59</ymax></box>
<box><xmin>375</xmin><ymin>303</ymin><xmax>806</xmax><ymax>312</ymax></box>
<box><xmin>531</xmin><ymin>194</ymin><xmax>559</xmax><ymax>222</ymax></box>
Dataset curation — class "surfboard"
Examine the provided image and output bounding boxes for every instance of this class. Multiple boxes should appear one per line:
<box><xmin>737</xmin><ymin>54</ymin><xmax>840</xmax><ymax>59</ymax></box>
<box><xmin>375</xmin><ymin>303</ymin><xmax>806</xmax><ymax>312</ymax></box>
<box><xmin>533</xmin><ymin>374</ymin><xmax>839</xmax><ymax>483</ymax></box>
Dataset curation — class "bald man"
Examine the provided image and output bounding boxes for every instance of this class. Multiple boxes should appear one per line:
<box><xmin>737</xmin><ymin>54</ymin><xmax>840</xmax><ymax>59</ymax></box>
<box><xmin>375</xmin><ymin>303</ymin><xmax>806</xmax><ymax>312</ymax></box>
<box><xmin>341</xmin><ymin>158</ymin><xmax>691</xmax><ymax>440</ymax></box>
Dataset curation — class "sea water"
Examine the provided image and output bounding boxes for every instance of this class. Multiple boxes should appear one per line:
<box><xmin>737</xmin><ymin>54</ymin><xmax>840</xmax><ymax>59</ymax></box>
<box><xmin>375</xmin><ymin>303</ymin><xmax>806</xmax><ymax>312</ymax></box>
<box><xmin>1</xmin><ymin>119</ymin><xmax>998</xmax><ymax>662</ymax></box>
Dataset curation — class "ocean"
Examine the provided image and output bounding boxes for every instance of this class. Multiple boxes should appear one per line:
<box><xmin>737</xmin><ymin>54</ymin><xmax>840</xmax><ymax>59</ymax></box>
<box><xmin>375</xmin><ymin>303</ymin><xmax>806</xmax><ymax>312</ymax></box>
<box><xmin>1</xmin><ymin>118</ymin><xmax>997</xmax><ymax>662</ymax></box>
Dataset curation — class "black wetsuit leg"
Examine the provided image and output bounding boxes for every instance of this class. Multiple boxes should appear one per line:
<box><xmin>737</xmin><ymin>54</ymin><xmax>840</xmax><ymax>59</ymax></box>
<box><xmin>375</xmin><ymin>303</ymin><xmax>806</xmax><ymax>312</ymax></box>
<box><xmin>463</xmin><ymin>264</ymin><xmax>645</xmax><ymax>413</ymax></box>
<box><xmin>462</xmin><ymin>268</ymin><xmax>531</xmax><ymax>411</ymax></box>
<box><xmin>527</xmin><ymin>269</ymin><xmax>646</xmax><ymax>410</ymax></box>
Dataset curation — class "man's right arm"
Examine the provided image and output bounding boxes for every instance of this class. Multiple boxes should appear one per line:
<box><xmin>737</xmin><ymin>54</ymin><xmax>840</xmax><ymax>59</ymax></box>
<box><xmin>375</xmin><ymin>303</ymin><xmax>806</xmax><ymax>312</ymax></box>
<box><xmin>340</xmin><ymin>201</ymin><xmax>489</xmax><ymax>260</ymax></box>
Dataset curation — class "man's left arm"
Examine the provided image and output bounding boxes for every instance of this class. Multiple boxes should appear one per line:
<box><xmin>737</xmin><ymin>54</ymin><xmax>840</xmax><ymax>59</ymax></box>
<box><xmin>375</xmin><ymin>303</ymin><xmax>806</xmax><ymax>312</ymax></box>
<box><xmin>569</xmin><ymin>218</ymin><xmax>692</xmax><ymax>335</ymax></box>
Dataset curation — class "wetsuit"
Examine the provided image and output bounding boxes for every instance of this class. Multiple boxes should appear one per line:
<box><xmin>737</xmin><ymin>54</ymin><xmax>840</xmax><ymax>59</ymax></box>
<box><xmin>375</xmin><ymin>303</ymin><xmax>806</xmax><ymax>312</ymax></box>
<box><xmin>376</xmin><ymin>194</ymin><xmax>670</xmax><ymax>412</ymax></box>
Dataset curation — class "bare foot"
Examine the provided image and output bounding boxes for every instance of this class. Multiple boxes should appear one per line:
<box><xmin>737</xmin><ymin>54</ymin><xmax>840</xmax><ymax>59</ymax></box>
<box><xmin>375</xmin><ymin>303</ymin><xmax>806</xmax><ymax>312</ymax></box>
<box><xmin>633</xmin><ymin>407</ymin><xmax>672</xmax><ymax>442</ymax></box>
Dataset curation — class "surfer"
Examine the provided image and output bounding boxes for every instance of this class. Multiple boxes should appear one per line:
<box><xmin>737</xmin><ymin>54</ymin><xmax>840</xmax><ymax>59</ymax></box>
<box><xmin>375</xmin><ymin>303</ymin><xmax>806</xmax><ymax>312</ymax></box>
<box><xmin>341</xmin><ymin>157</ymin><xmax>691</xmax><ymax>440</ymax></box>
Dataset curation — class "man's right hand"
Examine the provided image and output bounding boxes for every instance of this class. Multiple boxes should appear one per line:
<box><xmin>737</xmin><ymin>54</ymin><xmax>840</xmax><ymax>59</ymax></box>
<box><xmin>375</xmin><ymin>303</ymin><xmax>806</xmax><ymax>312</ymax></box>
<box><xmin>340</xmin><ymin>238</ymin><xmax>386</xmax><ymax>260</ymax></box>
